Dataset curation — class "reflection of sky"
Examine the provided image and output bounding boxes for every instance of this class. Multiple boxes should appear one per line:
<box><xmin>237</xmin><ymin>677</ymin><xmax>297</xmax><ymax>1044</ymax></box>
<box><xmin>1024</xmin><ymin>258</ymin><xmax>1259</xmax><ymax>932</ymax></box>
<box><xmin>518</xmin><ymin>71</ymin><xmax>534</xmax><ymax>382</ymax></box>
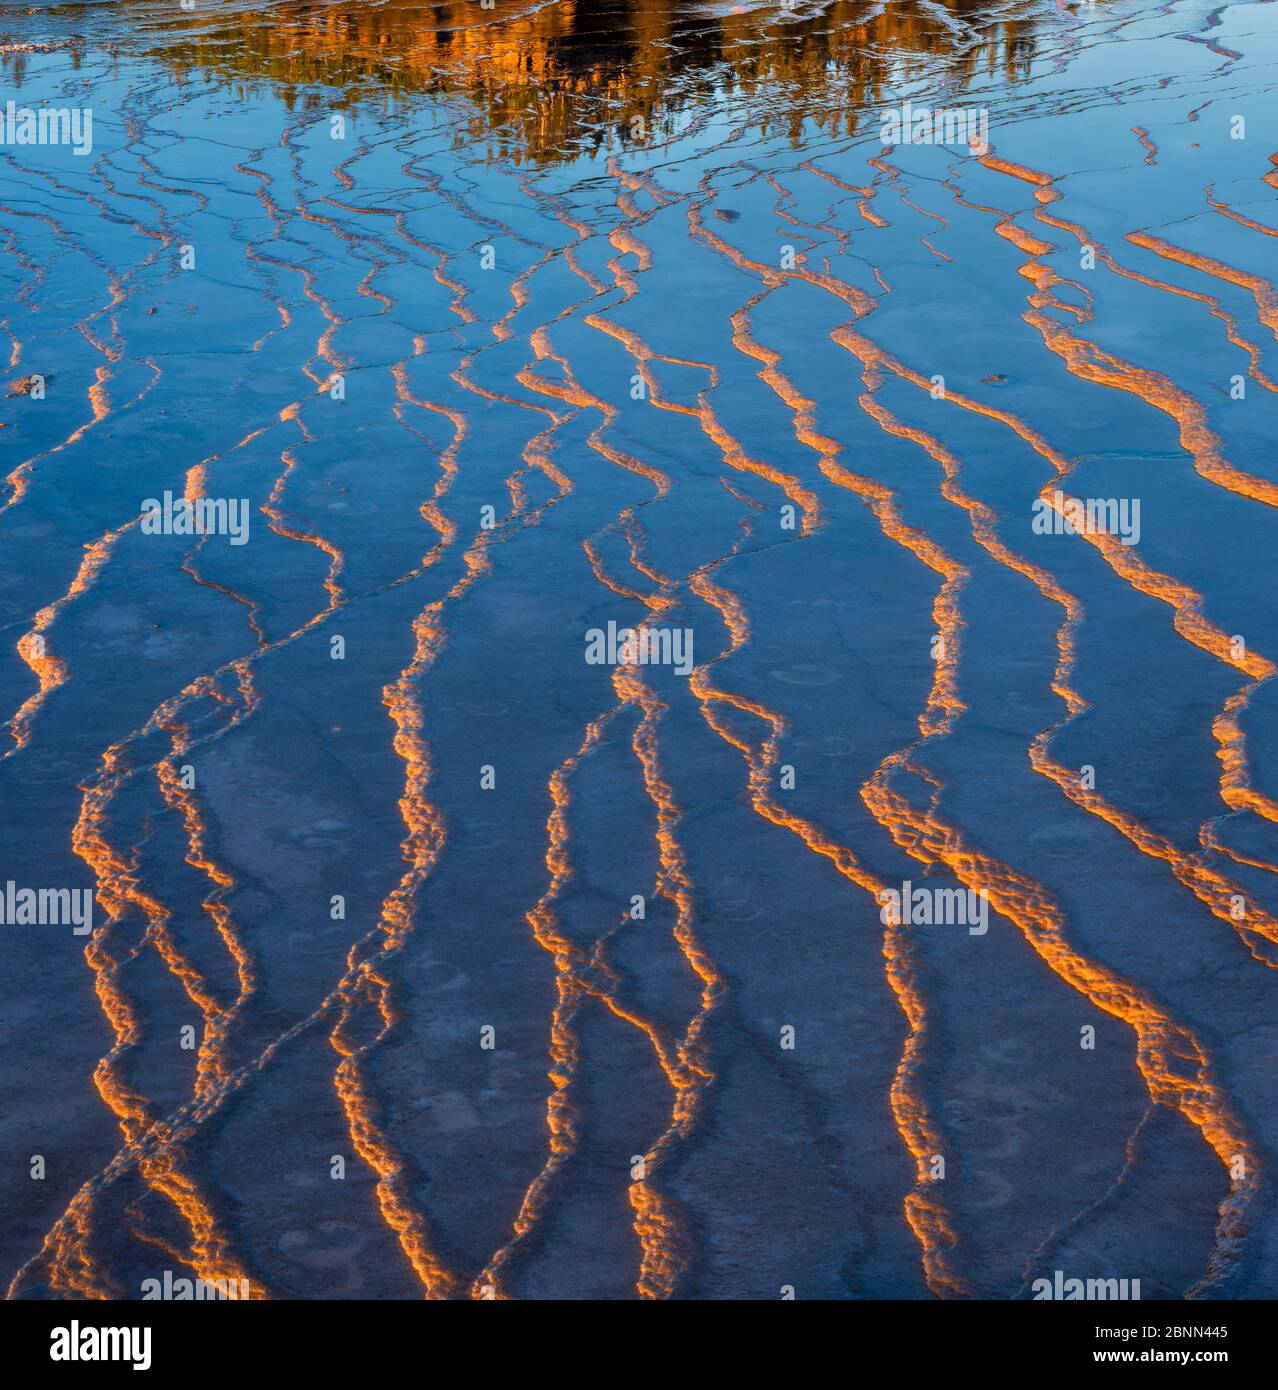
<box><xmin>3</xmin><ymin>0</ymin><xmax>1278</xmax><ymax>1304</ymax></box>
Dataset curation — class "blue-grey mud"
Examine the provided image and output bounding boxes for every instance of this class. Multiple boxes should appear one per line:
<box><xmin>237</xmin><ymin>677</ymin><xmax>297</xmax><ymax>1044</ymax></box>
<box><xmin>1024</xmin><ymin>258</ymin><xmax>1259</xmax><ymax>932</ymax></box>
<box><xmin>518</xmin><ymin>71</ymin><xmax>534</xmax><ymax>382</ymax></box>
<box><xmin>0</xmin><ymin>0</ymin><xmax>1276</xmax><ymax>1303</ymax></box>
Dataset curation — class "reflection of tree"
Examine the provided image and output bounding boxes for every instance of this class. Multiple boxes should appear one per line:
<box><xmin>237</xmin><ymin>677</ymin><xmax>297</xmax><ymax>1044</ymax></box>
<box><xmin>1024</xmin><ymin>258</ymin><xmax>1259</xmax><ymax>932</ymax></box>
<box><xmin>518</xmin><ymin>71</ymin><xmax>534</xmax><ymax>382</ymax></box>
<box><xmin>95</xmin><ymin>0</ymin><xmax>1046</xmax><ymax>163</ymax></box>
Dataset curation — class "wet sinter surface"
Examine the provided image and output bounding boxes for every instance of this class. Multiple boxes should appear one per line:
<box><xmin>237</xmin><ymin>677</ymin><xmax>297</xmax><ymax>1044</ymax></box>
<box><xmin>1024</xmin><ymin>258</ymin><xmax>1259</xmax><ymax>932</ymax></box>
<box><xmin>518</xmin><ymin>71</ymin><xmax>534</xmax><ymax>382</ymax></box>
<box><xmin>1</xmin><ymin>0</ymin><xmax>1277</xmax><ymax>1299</ymax></box>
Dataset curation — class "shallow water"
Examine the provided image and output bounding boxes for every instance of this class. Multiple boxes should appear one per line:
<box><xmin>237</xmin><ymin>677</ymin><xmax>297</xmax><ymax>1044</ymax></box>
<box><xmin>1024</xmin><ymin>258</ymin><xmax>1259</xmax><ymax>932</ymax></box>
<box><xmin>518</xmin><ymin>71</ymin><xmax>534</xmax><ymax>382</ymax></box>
<box><xmin>1</xmin><ymin>0</ymin><xmax>1277</xmax><ymax>1300</ymax></box>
